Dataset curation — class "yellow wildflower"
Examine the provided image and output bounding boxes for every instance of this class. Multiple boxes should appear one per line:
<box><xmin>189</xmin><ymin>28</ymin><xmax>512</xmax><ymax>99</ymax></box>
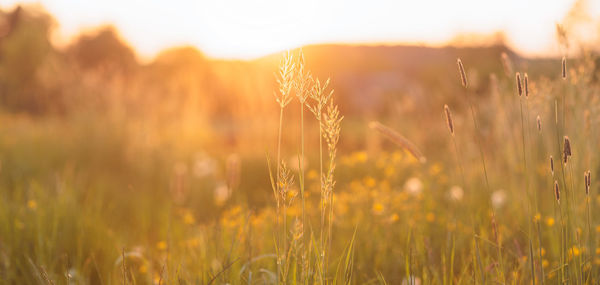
<box><xmin>533</xmin><ymin>213</ymin><xmax>541</xmax><ymax>222</ymax></box>
<box><xmin>156</xmin><ymin>241</ymin><xmax>167</xmax><ymax>251</ymax></box>
<box><xmin>183</xmin><ymin>212</ymin><xmax>195</xmax><ymax>225</ymax></box>
<box><xmin>372</xmin><ymin>202</ymin><xmax>384</xmax><ymax>215</ymax></box>
<box><xmin>389</xmin><ymin>213</ymin><xmax>399</xmax><ymax>223</ymax></box>
<box><xmin>354</xmin><ymin>151</ymin><xmax>368</xmax><ymax>163</ymax></box>
<box><xmin>426</xmin><ymin>212</ymin><xmax>435</xmax><ymax>223</ymax></box>
<box><xmin>27</xmin><ymin>200</ymin><xmax>37</xmax><ymax>210</ymax></box>
<box><xmin>363</xmin><ymin>176</ymin><xmax>376</xmax><ymax>188</ymax></box>
<box><xmin>428</xmin><ymin>163</ymin><xmax>442</xmax><ymax>176</ymax></box>
<box><xmin>568</xmin><ymin>246</ymin><xmax>581</xmax><ymax>259</ymax></box>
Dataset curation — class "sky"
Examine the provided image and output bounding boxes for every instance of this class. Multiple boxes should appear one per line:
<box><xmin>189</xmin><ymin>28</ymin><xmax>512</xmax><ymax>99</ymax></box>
<box><xmin>0</xmin><ymin>0</ymin><xmax>598</xmax><ymax>60</ymax></box>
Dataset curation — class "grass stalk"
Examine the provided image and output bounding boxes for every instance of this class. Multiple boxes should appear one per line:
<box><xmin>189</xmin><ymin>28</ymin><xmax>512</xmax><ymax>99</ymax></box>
<box><xmin>457</xmin><ymin>58</ymin><xmax>504</xmax><ymax>283</ymax></box>
<box><xmin>299</xmin><ymin>100</ymin><xmax>307</xmax><ymax>284</ymax></box>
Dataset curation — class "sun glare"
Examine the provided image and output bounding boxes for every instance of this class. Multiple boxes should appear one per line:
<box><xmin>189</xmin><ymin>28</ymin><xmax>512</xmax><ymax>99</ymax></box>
<box><xmin>1</xmin><ymin>0</ymin><xmax>598</xmax><ymax>59</ymax></box>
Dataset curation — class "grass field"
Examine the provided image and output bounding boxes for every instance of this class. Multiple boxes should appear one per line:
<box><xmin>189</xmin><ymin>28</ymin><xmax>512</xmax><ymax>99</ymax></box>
<box><xmin>2</xmin><ymin>48</ymin><xmax>600</xmax><ymax>284</ymax></box>
<box><xmin>1</xmin><ymin>4</ymin><xmax>600</xmax><ymax>284</ymax></box>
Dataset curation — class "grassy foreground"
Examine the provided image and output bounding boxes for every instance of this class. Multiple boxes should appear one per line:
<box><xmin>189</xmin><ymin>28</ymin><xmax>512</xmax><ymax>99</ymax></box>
<box><xmin>1</xmin><ymin>46</ymin><xmax>600</xmax><ymax>284</ymax></box>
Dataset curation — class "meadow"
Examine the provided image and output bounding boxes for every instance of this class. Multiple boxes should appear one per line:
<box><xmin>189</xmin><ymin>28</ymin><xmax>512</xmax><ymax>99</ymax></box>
<box><xmin>1</xmin><ymin>4</ymin><xmax>600</xmax><ymax>285</ymax></box>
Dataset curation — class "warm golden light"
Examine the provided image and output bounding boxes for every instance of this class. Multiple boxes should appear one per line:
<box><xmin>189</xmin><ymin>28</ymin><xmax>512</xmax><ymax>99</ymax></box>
<box><xmin>1</xmin><ymin>0</ymin><xmax>598</xmax><ymax>59</ymax></box>
<box><xmin>3</xmin><ymin>0</ymin><xmax>600</xmax><ymax>283</ymax></box>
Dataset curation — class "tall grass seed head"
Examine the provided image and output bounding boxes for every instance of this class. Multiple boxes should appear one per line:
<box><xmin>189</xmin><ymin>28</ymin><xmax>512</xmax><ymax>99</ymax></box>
<box><xmin>444</xmin><ymin>104</ymin><xmax>454</xmax><ymax>136</ymax></box>
<box><xmin>524</xmin><ymin>73</ymin><xmax>529</xmax><ymax>97</ymax></box>
<box><xmin>554</xmin><ymin>180</ymin><xmax>560</xmax><ymax>204</ymax></box>
<box><xmin>516</xmin><ymin>72</ymin><xmax>523</xmax><ymax>96</ymax></box>
<box><xmin>563</xmin><ymin>136</ymin><xmax>571</xmax><ymax>164</ymax></box>
<box><xmin>586</xmin><ymin>170</ymin><xmax>591</xmax><ymax>195</ymax></box>
<box><xmin>457</xmin><ymin>58</ymin><xmax>468</xmax><ymax>88</ymax></box>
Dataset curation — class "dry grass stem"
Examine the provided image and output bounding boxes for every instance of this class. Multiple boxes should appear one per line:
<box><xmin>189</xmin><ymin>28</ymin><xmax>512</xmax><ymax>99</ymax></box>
<box><xmin>444</xmin><ymin>104</ymin><xmax>454</xmax><ymax>136</ymax></box>
<box><xmin>457</xmin><ymin>58</ymin><xmax>468</xmax><ymax>88</ymax></box>
<box><xmin>369</xmin><ymin>121</ymin><xmax>426</xmax><ymax>163</ymax></box>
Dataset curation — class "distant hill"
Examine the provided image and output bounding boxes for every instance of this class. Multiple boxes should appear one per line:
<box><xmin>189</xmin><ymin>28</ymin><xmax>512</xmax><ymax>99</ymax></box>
<box><xmin>0</xmin><ymin>3</ymin><xmax>564</xmax><ymax>118</ymax></box>
<box><xmin>251</xmin><ymin>44</ymin><xmax>559</xmax><ymax>116</ymax></box>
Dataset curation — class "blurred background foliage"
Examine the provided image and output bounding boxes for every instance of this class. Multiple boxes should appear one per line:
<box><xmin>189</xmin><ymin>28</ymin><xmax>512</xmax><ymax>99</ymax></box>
<box><xmin>0</xmin><ymin>4</ymin><xmax>596</xmax><ymax>217</ymax></box>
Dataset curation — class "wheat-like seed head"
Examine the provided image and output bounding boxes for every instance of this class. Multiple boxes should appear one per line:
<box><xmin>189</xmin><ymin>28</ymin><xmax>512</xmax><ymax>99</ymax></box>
<box><xmin>321</xmin><ymin>98</ymin><xmax>343</xmax><ymax>202</ymax></box>
<box><xmin>323</xmin><ymin>100</ymin><xmax>343</xmax><ymax>155</ymax></box>
<box><xmin>444</xmin><ymin>104</ymin><xmax>454</xmax><ymax>136</ymax></box>
<box><xmin>275</xmin><ymin>52</ymin><xmax>295</xmax><ymax>108</ymax></box>
<box><xmin>277</xmin><ymin>160</ymin><xmax>295</xmax><ymax>205</ymax></box>
<box><xmin>554</xmin><ymin>180</ymin><xmax>560</xmax><ymax>204</ymax></box>
<box><xmin>292</xmin><ymin>217</ymin><xmax>304</xmax><ymax>241</ymax></box>
<box><xmin>294</xmin><ymin>50</ymin><xmax>312</xmax><ymax>104</ymax></box>
<box><xmin>516</xmin><ymin>72</ymin><xmax>523</xmax><ymax>96</ymax></box>
<box><xmin>307</xmin><ymin>77</ymin><xmax>333</xmax><ymax>119</ymax></box>
<box><xmin>457</xmin><ymin>58</ymin><xmax>468</xmax><ymax>88</ymax></box>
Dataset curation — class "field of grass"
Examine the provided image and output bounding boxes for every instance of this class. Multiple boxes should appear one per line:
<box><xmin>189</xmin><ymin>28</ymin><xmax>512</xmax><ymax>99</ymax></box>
<box><xmin>1</xmin><ymin>47</ymin><xmax>600</xmax><ymax>284</ymax></box>
<box><xmin>1</xmin><ymin>6</ymin><xmax>600</xmax><ymax>283</ymax></box>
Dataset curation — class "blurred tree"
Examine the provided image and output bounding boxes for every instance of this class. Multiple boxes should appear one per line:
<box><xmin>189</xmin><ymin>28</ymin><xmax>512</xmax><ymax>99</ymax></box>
<box><xmin>143</xmin><ymin>46</ymin><xmax>213</xmax><ymax>117</ymax></box>
<box><xmin>67</xmin><ymin>26</ymin><xmax>137</xmax><ymax>77</ymax></box>
<box><xmin>0</xmin><ymin>5</ymin><xmax>57</xmax><ymax>114</ymax></box>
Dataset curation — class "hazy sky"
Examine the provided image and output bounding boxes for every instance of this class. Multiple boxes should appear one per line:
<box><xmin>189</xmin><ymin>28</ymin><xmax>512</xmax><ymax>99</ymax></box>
<box><xmin>0</xmin><ymin>0</ymin><xmax>598</xmax><ymax>60</ymax></box>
